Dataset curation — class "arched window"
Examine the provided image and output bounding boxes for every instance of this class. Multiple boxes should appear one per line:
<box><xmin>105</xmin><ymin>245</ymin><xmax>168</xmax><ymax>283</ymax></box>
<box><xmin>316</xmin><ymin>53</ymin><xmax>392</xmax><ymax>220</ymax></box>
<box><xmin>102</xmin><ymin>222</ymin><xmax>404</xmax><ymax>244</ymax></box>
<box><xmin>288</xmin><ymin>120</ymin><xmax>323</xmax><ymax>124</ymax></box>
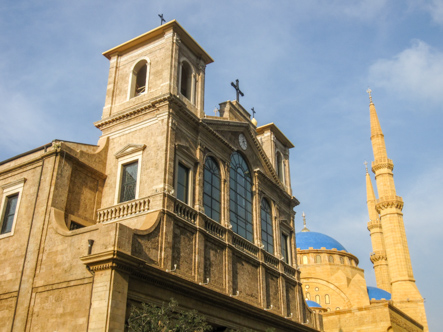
<box><xmin>129</xmin><ymin>59</ymin><xmax>149</xmax><ymax>98</ymax></box>
<box><xmin>203</xmin><ymin>157</ymin><xmax>221</xmax><ymax>222</ymax></box>
<box><xmin>229</xmin><ymin>152</ymin><xmax>253</xmax><ymax>242</ymax></box>
<box><xmin>302</xmin><ymin>255</ymin><xmax>308</xmax><ymax>264</ymax></box>
<box><xmin>180</xmin><ymin>61</ymin><xmax>193</xmax><ymax>101</ymax></box>
<box><xmin>276</xmin><ymin>152</ymin><xmax>284</xmax><ymax>183</ymax></box>
<box><xmin>315</xmin><ymin>295</ymin><xmax>320</xmax><ymax>304</ymax></box>
<box><xmin>306</xmin><ymin>292</ymin><xmax>311</xmax><ymax>300</ymax></box>
<box><xmin>340</xmin><ymin>257</ymin><xmax>344</xmax><ymax>264</ymax></box>
<box><xmin>328</xmin><ymin>255</ymin><xmax>334</xmax><ymax>263</ymax></box>
<box><xmin>325</xmin><ymin>294</ymin><xmax>330</xmax><ymax>304</ymax></box>
<box><xmin>261</xmin><ymin>198</ymin><xmax>273</xmax><ymax>253</ymax></box>
<box><xmin>315</xmin><ymin>255</ymin><xmax>322</xmax><ymax>263</ymax></box>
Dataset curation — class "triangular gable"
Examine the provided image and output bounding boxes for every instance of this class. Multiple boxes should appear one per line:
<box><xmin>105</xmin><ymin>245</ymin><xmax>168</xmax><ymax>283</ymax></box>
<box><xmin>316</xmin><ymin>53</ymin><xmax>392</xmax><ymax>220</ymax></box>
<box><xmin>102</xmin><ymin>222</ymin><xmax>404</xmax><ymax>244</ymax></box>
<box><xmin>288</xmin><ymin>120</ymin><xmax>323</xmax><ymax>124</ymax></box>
<box><xmin>114</xmin><ymin>144</ymin><xmax>146</xmax><ymax>158</ymax></box>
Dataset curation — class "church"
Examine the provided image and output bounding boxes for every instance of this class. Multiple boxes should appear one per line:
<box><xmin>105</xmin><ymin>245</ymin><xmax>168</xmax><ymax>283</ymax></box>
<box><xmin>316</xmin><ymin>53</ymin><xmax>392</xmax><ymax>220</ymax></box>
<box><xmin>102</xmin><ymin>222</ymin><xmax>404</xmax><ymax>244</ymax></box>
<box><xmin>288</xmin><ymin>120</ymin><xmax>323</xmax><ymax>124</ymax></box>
<box><xmin>0</xmin><ymin>20</ymin><xmax>427</xmax><ymax>331</ymax></box>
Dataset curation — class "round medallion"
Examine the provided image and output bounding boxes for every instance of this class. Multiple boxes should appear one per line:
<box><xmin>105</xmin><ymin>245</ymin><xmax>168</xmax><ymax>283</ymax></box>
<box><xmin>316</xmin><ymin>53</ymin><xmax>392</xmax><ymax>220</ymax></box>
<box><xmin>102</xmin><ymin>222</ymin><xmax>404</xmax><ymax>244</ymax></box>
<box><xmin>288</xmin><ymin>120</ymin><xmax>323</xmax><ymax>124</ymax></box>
<box><xmin>239</xmin><ymin>133</ymin><xmax>247</xmax><ymax>150</ymax></box>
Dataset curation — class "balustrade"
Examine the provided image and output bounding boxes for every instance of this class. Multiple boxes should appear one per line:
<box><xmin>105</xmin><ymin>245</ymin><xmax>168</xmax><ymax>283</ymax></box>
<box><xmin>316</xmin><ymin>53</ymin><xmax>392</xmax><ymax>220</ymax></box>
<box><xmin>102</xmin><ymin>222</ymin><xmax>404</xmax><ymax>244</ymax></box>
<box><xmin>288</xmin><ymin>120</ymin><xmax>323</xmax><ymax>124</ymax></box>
<box><xmin>96</xmin><ymin>197</ymin><xmax>150</xmax><ymax>223</ymax></box>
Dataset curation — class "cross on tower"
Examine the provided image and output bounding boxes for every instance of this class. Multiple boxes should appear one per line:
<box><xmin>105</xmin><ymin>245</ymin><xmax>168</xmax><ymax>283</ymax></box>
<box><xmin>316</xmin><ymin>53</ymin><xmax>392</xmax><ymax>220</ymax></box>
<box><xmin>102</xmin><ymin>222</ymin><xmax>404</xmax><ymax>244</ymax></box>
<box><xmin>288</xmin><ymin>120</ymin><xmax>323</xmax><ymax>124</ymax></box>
<box><xmin>251</xmin><ymin>107</ymin><xmax>256</xmax><ymax>118</ymax></box>
<box><xmin>158</xmin><ymin>14</ymin><xmax>166</xmax><ymax>25</ymax></box>
<box><xmin>231</xmin><ymin>79</ymin><xmax>244</xmax><ymax>102</ymax></box>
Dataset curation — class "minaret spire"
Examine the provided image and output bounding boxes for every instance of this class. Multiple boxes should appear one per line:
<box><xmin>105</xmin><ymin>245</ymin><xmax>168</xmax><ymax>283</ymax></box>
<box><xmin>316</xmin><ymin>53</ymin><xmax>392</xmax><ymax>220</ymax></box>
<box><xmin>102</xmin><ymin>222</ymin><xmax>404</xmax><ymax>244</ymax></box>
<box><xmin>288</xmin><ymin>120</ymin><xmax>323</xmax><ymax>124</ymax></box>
<box><xmin>367</xmin><ymin>91</ymin><xmax>428</xmax><ymax>330</ymax></box>
<box><xmin>365</xmin><ymin>161</ymin><xmax>391</xmax><ymax>292</ymax></box>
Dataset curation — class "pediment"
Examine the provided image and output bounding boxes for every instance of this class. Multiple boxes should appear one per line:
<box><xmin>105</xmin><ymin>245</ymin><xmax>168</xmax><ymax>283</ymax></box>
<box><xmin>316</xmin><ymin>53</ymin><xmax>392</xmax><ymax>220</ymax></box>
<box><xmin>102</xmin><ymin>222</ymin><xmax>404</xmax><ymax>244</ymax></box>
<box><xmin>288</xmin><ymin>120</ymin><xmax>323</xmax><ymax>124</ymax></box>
<box><xmin>114</xmin><ymin>144</ymin><xmax>146</xmax><ymax>159</ymax></box>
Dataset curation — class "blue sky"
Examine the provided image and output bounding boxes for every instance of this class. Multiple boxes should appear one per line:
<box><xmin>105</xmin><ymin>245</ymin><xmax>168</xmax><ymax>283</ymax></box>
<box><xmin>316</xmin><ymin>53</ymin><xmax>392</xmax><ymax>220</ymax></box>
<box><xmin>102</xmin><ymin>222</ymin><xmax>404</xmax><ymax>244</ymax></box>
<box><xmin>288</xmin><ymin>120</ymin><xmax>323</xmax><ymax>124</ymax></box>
<box><xmin>1</xmin><ymin>0</ymin><xmax>442</xmax><ymax>329</ymax></box>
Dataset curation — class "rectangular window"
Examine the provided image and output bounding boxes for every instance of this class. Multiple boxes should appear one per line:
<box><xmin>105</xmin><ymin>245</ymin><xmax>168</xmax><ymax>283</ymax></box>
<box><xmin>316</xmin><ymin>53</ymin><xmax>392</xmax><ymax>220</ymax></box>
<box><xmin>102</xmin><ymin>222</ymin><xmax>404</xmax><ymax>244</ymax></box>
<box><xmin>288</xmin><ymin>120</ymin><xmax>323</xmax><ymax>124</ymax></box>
<box><xmin>281</xmin><ymin>233</ymin><xmax>289</xmax><ymax>264</ymax></box>
<box><xmin>177</xmin><ymin>163</ymin><xmax>189</xmax><ymax>203</ymax></box>
<box><xmin>0</xmin><ymin>178</ymin><xmax>25</xmax><ymax>238</ymax></box>
<box><xmin>1</xmin><ymin>194</ymin><xmax>19</xmax><ymax>234</ymax></box>
<box><xmin>119</xmin><ymin>161</ymin><xmax>138</xmax><ymax>202</ymax></box>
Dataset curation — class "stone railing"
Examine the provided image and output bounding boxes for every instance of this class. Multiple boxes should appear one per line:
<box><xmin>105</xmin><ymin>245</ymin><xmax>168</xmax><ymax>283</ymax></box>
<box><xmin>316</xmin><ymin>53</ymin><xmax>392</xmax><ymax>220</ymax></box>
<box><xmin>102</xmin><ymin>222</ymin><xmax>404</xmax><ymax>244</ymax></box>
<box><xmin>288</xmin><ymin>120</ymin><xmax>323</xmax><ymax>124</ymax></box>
<box><xmin>174</xmin><ymin>200</ymin><xmax>197</xmax><ymax>224</ymax></box>
<box><xmin>283</xmin><ymin>264</ymin><xmax>296</xmax><ymax>278</ymax></box>
<box><xmin>204</xmin><ymin>216</ymin><xmax>226</xmax><ymax>239</ymax></box>
<box><xmin>232</xmin><ymin>234</ymin><xmax>259</xmax><ymax>256</ymax></box>
<box><xmin>263</xmin><ymin>251</ymin><xmax>279</xmax><ymax>268</ymax></box>
<box><xmin>96</xmin><ymin>197</ymin><xmax>150</xmax><ymax>223</ymax></box>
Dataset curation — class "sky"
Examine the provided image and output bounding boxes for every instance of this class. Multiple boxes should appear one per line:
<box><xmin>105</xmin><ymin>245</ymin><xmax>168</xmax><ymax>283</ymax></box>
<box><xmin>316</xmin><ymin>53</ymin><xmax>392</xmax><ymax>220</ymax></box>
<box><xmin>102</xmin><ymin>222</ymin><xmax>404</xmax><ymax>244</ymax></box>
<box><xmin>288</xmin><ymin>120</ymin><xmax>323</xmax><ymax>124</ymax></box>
<box><xmin>1</xmin><ymin>0</ymin><xmax>442</xmax><ymax>329</ymax></box>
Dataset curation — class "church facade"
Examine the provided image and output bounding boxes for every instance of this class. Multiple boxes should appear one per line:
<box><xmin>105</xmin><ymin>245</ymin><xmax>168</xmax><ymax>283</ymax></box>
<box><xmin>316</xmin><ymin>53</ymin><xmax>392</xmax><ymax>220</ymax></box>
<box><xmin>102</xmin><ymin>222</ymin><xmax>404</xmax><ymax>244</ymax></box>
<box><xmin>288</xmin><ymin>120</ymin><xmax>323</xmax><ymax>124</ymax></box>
<box><xmin>295</xmin><ymin>95</ymin><xmax>428</xmax><ymax>331</ymax></box>
<box><xmin>0</xmin><ymin>21</ymin><xmax>321</xmax><ymax>331</ymax></box>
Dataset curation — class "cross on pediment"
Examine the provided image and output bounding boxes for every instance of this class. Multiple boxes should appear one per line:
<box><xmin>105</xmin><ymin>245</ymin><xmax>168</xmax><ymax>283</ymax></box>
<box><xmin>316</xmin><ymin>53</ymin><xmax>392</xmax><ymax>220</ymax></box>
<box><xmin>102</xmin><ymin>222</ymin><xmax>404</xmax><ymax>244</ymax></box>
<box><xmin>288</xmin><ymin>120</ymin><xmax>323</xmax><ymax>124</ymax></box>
<box><xmin>231</xmin><ymin>79</ymin><xmax>244</xmax><ymax>102</ymax></box>
<box><xmin>158</xmin><ymin>14</ymin><xmax>166</xmax><ymax>25</ymax></box>
<box><xmin>251</xmin><ymin>107</ymin><xmax>256</xmax><ymax>118</ymax></box>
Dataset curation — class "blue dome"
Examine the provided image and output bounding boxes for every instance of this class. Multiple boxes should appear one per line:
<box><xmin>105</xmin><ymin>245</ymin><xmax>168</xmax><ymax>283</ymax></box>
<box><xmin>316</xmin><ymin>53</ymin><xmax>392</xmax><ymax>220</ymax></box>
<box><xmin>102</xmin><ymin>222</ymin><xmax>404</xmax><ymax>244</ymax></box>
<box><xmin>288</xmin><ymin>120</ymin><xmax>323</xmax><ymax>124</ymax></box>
<box><xmin>367</xmin><ymin>286</ymin><xmax>391</xmax><ymax>300</ymax></box>
<box><xmin>296</xmin><ymin>231</ymin><xmax>348</xmax><ymax>252</ymax></box>
<box><xmin>306</xmin><ymin>300</ymin><xmax>322</xmax><ymax>308</ymax></box>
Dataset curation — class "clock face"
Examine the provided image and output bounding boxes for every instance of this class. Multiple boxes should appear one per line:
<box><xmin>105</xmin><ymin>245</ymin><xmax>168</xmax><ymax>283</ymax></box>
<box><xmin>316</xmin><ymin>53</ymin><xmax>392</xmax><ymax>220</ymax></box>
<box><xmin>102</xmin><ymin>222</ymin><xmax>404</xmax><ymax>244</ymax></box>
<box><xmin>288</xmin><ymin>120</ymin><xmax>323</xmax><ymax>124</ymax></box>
<box><xmin>239</xmin><ymin>134</ymin><xmax>247</xmax><ymax>150</ymax></box>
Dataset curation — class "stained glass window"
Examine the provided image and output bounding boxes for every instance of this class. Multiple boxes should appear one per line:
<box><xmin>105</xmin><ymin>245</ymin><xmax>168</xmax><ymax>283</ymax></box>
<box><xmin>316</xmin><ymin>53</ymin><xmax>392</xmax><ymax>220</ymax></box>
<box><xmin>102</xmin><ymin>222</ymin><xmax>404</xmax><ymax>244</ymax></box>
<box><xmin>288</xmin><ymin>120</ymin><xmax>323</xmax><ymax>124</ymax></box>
<box><xmin>229</xmin><ymin>152</ymin><xmax>253</xmax><ymax>242</ymax></box>
<box><xmin>261</xmin><ymin>198</ymin><xmax>273</xmax><ymax>253</ymax></box>
<box><xmin>203</xmin><ymin>157</ymin><xmax>221</xmax><ymax>222</ymax></box>
<box><xmin>120</xmin><ymin>161</ymin><xmax>138</xmax><ymax>202</ymax></box>
<box><xmin>1</xmin><ymin>194</ymin><xmax>18</xmax><ymax>234</ymax></box>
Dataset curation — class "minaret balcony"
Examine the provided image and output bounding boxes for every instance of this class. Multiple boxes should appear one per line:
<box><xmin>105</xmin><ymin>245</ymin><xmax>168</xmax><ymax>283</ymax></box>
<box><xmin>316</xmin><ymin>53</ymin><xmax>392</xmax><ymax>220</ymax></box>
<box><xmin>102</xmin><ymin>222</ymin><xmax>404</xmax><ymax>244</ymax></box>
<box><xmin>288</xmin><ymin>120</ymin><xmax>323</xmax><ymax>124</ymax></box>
<box><xmin>367</xmin><ymin>219</ymin><xmax>382</xmax><ymax>231</ymax></box>
<box><xmin>376</xmin><ymin>196</ymin><xmax>404</xmax><ymax>211</ymax></box>
<box><xmin>370</xmin><ymin>250</ymin><xmax>387</xmax><ymax>263</ymax></box>
<box><xmin>371</xmin><ymin>158</ymin><xmax>394</xmax><ymax>172</ymax></box>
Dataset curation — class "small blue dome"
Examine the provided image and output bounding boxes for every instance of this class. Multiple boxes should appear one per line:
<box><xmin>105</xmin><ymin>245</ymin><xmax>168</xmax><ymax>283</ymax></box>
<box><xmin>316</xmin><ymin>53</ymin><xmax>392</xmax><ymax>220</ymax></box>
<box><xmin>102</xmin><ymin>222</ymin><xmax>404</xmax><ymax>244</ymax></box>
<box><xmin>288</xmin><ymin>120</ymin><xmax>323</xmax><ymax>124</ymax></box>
<box><xmin>306</xmin><ymin>300</ymin><xmax>322</xmax><ymax>308</ymax></box>
<box><xmin>296</xmin><ymin>231</ymin><xmax>348</xmax><ymax>252</ymax></box>
<box><xmin>367</xmin><ymin>286</ymin><xmax>391</xmax><ymax>300</ymax></box>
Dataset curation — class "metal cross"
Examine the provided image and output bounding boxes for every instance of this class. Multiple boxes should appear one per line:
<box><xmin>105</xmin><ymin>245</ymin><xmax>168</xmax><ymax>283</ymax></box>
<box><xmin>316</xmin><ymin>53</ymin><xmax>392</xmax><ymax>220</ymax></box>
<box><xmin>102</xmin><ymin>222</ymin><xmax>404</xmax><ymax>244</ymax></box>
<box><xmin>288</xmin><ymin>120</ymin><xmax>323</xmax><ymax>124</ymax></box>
<box><xmin>214</xmin><ymin>107</ymin><xmax>219</xmax><ymax>116</ymax></box>
<box><xmin>158</xmin><ymin>14</ymin><xmax>166</xmax><ymax>25</ymax></box>
<box><xmin>366</xmin><ymin>88</ymin><xmax>373</xmax><ymax>103</ymax></box>
<box><xmin>231</xmin><ymin>79</ymin><xmax>244</xmax><ymax>102</ymax></box>
<box><xmin>251</xmin><ymin>107</ymin><xmax>256</xmax><ymax>118</ymax></box>
<box><xmin>364</xmin><ymin>161</ymin><xmax>368</xmax><ymax>173</ymax></box>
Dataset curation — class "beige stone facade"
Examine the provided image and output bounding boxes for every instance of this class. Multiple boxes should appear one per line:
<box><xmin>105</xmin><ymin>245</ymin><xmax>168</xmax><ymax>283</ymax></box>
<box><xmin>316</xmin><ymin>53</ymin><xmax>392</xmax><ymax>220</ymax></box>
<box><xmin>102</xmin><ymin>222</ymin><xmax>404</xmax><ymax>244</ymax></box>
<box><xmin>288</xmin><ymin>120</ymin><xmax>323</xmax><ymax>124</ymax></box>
<box><xmin>0</xmin><ymin>21</ymin><xmax>321</xmax><ymax>331</ymax></box>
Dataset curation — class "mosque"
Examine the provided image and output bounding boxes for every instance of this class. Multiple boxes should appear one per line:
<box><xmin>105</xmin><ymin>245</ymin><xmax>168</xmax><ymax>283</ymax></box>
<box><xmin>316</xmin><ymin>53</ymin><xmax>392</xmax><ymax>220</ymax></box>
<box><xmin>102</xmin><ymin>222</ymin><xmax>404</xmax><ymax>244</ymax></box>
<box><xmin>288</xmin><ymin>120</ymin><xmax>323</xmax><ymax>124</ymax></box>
<box><xmin>295</xmin><ymin>93</ymin><xmax>429</xmax><ymax>331</ymax></box>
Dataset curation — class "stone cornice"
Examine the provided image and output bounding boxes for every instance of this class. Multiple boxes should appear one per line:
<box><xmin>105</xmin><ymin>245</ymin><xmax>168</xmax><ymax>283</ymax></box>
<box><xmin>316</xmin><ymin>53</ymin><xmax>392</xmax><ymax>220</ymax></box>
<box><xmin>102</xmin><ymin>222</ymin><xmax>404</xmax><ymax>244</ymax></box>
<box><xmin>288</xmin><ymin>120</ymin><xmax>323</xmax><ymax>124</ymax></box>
<box><xmin>376</xmin><ymin>195</ymin><xmax>404</xmax><ymax>211</ymax></box>
<box><xmin>80</xmin><ymin>250</ymin><xmax>146</xmax><ymax>274</ymax></box>
<box><xmin>94</xmin><ymin>94</ymin><xmax>181</xmax><ymax>130</ymax></box>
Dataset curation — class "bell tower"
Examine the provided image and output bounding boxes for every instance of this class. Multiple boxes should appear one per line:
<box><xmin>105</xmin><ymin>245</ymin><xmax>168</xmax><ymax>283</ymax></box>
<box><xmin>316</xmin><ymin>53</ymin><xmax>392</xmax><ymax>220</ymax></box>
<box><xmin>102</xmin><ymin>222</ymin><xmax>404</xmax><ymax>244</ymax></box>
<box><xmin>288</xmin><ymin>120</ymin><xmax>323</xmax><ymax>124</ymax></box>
<box><xmin>366</xmin><ymin>90</ymin><xmax>428</xmax><ymax>331</ymax></box>
<box><xmin>100</xmin><ymin>20</ymin><xmax>213</xmax><ymax>121</ymax></box>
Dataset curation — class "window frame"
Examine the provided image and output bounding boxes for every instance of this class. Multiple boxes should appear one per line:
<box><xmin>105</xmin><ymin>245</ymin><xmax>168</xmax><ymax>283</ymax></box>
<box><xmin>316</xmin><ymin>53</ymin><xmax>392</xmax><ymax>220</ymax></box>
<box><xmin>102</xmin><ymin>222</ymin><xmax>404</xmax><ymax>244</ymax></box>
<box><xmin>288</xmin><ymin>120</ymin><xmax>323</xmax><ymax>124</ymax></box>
<box><xmin>178</xmin><ymin>58</ymin><xmax>196</xmax><ymax>104</ymax></box>
<box><xmin>0</xmin><ymin>178</ymin><xmax>26</xmax><ymax>239</ymax></box>
<box><xmin>260</xmin><ymin>198</ymin><xmax>274</xmax><ymax>254</ymax></box>
<box><xmin>281</xmin><ymin>232</ymin><xmax>290</xmax><ymax>264</ymax></box>
<box><xmin>229</xmin><ymin>152</ymin><xmax>253</xmax><ymax>242</ymax></box>
<box><xmin>128</xmin><ymin>58</ymin><xmax>151</xmax><ymax>100</ymax></box>
<box><xmin>115</xmin><ymin>151</ymin><xmax>143</xmax><ymax>204</ymax></box>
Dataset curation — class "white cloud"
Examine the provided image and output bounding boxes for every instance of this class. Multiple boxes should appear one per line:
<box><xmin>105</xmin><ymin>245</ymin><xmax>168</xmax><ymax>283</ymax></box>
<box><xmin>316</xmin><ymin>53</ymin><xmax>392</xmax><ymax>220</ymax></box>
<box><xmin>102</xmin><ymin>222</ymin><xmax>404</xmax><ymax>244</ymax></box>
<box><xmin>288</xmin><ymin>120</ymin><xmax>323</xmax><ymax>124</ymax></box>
<box><xmin>425</xmin><ymin>0</ymin><xmax>443</xmax><ymax>25</ymax></box>
<box><xmin>368</xmin><ymin>40</ymin><xmax>443</xmax><ymax>104</ymax></box>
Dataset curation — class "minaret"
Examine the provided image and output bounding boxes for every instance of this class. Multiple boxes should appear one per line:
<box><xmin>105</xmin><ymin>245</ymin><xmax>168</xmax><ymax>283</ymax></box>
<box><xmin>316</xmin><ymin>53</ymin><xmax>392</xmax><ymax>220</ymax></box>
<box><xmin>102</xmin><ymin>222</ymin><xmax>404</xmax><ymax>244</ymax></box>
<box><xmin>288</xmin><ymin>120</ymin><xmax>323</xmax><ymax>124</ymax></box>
<box><xmin>367</xmin><ymin>89</ymin><xmax>428</xmax><ymax>330</ymax></box>
<box><xmin>365</xmin><ymin>162</ymin><xmax>391</xmax><ymax>292</ymax></box>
